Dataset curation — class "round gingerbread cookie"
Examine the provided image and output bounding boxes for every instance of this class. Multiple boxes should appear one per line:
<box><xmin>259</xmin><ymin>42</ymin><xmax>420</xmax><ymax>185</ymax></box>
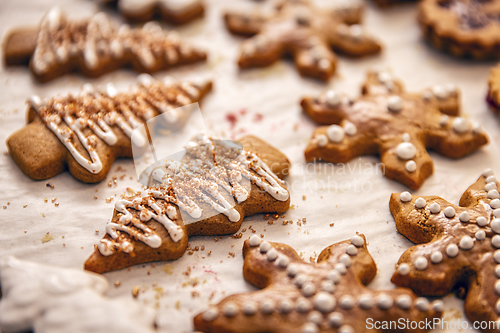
<box><xmin>488</xmin><ymin>63</ymin><xmax>500</xmax><ymax>114</ymax></box>
<box><xmin>418</xmin><ymin>0</ymin><xmax>500</xmax><ymax>59</ymax></box>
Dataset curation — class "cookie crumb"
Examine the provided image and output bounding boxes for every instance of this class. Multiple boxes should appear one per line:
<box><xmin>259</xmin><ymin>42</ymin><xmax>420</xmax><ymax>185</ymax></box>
<box><xmin>41</xmin><ymin>233</ymin><xmax>54</xmax><ymax>243</ymax></box>
<box><xmin>330</xmin><ymin>223</ymin><xmax>335</xmax><ymax>227</ymax></box>
<box><xmin>23</xmin><ymin>204</ymin><xmax>28</xmax><ymax>208</ymax></box>
<box><xmin>132</xmin><ymin>286</ymin><xmax>140</xmax><ymax>298</ymax></box>
<box><xmin>114</xmin><ymin>281</ymin><xmax>121</xmax><ymax>287</ymax></box>
<box><xmin>302</xmin><ymin>195</ymin><xmax>306</xmax><ymax>200</ymax></box>
<box><xmin>46</xmin><ymin>183</ymin><xmax>54</xmax><ymax>188</ymax></box>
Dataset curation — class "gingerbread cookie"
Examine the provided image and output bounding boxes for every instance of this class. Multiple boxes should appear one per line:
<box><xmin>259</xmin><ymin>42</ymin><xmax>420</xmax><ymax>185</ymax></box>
<box><xmin>224</xmin><ymin>0</ymin><xmax>381</xmax><ymax>81</ymax></box>
<box><xmin>84</xmin><ymin>134</ymin><xmax>291</xmax><ymax>274</ymax></box>
<box><xmin>303</xmin><ymin>70</ymin><xmax>488</xmax><ymax>190</ymax></box>
<box><xmin>194</xmin><ymin>234</ymin><xmax>442</xmax><ymax>333</ymax></box>
<box><xmin>3</xmin><ymin>7</ymin><xmax>206</xmax><ymax>82</ymax></box>
<box><xmin>418</xmin><ymin>0</ymin><xmax>500</xmax><ymax>59</ymax></box>
<box><xmin>390</xmin><ymin>169</ymin><xmax>500</xmax><ymax>332</ymax></box>
<box><xmin>6</xmin><ymin>74</ymin><xmax>212</xmax><ymax>183</ymax></box>
<box><xmin>0</xmin><ymin>257</ymin><xmax>156</xmax><ymax>333</ymax></box>
<box><xmin>488</xmin><ymin>63</ymin><xmax>500</xmax><ymax>115</ymax></box>
<box><xmin>100</xmin><ymin>0</ymin><xmax>204</xmax><ymax>24</ymax></box>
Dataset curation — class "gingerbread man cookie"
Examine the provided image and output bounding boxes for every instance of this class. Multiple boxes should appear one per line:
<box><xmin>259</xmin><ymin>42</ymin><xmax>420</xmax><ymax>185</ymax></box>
<box><xmin>3</xmin><ymin>7</ymin><xmax>206</xmax><ymax>82</ymax></box>
<box><xmin>6</xmin><ymin>74</ymin><xmax>212</xmax><ymax>183</ymax></box>
<box><xmin>84</xmin><ymin>134</ymin><xmax>291</xmax><ymax>274</ymax></box>
<box><xmin>303</xmin><ymin>70</ymin><xmax>488</xmax><ymax>190</ymax></box>
<box><xmin>0</xmin><ymin>257</ymin><xmax>156</xmax><ymax>333</ymax></box>
<box><xmin>224</xmin><ymin>0</ymin><xmax>381</xmax><ymax>81</ymax></box>
<box><xmin>390</xmin><ymin>169</ymin><xmax>500</xmax><ymax>332</ymax></box>
<box><xmin>194</xmin><ymin>234</ymin><xmax>442</xmax><ymax>333</ymax></box>
<box><xmin>488</xmin><ymin>63</ymin><xmax>500</xmax><ymax>115</ymax></box>
<box><xmin>418</xmin><ymin>0</ymin><xmax>500</xmax><ymax>59</ymax></box>
<box><xmin>100</xmin><ymin>0</ymin><xmax>204</xmax><ymax>24</ymax></box>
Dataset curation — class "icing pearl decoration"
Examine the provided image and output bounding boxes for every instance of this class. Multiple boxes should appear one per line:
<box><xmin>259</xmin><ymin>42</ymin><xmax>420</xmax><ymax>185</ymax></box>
<box><xmin>491</xmin><ymin>199</ymin><xmax>500</xmax><ymax>209</ymax></box>
<box><xmin>459</xmin><ymin>236</ymin><xmax>474</xmax><ymax>250</ymax></box>
<box><xmin>294</xmin><ymin>274</ymin><xmax>308</xmax><ymax>287</ymax></box>
<box><xmin>492</xmin><ymin>219</ymin><xmax>500</xmax><ymax>234</ymax></box>
<box><xmin>260</xmin><ymin>242</ymin><xmax>271</xmax><ymax>253</ymax></box>
<box><xmin>249</xmin><ymin>235</ymin><xmax>261</xmax><ymax>247</ymax></box>
<box><xmin>325</xmin><ymin>90</ymin><xmax>341</xmax><ymax>108</ymax></box>
<box><xmin>313</xmin><ymin>292</ymin><xmax>336</xmax><ymax>313</ymax></box>
<box><xmin>487</xmin><ymin>175</ymin><xmax>497</xmax><ymax>183</ymax></box>
<box><xmin>486</xmin><ymin>182</ymin><xmax>497</xmax><ymax>192</ymax></box>
<box><xmin>327</xmin><ymin>270</ymin><xmax>341</xmax><ymax>284</ymax></box>
<box><xmin>472</xmin><ymin>123</ymin><xmax>482</xmax><ymax>134</ymax></box>
<box><xmin>493</xmin><ymin>235</ymin><xmax>500</xmax><ymax>249</ymax></box>
<box><xmin>401</xmin><ymin>133</ymin><xmax>411</xmax><ymax>142</ymax></box>
<box><xmin>406</xmin><ymin>160</ymin><xmax>417</xmax><ymax>173</ymax></box>
<box><xmin>475</xmin><ymin>230</ymin><xmax>486</xmax><ymax>241</ymax></box>
<box><xmin>378</xmin><ymin>71</ymin><xmax>393</xmax><ymax>83</ymax></box>
<box><xmin>302</xmin><ymin>282</ymin><xmax>317</xmax><ymax>297</ymax></box>
<box><xmin>414</xmin><ymin>298</ymin><xmax>430</xmax><ymax>311</ymax></box>
<box><xmin>459</xmin><ymin>211</ymin><xmax>470</xmax><ymax>223</ymax></box>
<box><xmin>301</xmin><ymin>323</ymin><xmax>318</xmax><ymax>333</ymax></box>
<box><xmin>495</xmin><ymin>280</ymin><xmax>500</xmax><ymax>296</ymax></box>
<box><xmin>495</xmin><ymin>250</ymin><xmax>500</xmax><ymax>264</ymax></box>
<box><xmin>202</xmin><ymin>308</ymin><xmax>219</xmax><ymax>321</ymax></box>
<box><xmin>339</xmin><ymin>254</ymin><xmax>352</xmax><ymax>268</ymax></box>
<box><xmin>328</xmin><ymin>312</ymin><xmax>344</xmax><ymax>327</ymax></box>
<box><xmin>338</xmin><ymin>326</ymin><xmax>355</xmax><ymax>333</ymax></box>
<box><xmin>397</xmin><ymin>263</ymin><xmax>410</xmax><ymax>275</ymax></box>
<box><xmin>346</xmin><ymin>245</ymin><xmax>358</xmax><ymax>256</ymax></box>
<box><xmin>287</xmin><ymin>263</ymin><xmax>300</xmax><ymax>277</ymax></box>
<box><xmin>339</xmin><ymin>295</ymin><xmax>355</xmax><ymax>310</ymax></box>
<box><xmin>452</xmin><ymin>117</ymin><xmax>470</xmax><ymax>134</ymax></box>
<box><xmin>334</xmin><ymin>263</ymin><xmax>347</xmax><ymax>275</ymax></box>
<box><xmin>415</xmin><ymin>257</ymin><xmax>428</xmax><ymax>271</ymax></box>
<box><xmin>400</xmin><ymin>192</ymin><xmax>412</xmax><ymax>203</ymax></box>
<box><xmin>495</xmin><ymin>209</ymin><xmax>500</xmax><ymax>218</ymax></box>
<box><xmin>296</xmin><ymin>298</ymin><xmax>312</xmax><ymax>313</ymax></box>
<box><xmin>387</xmin><ymin>96</ymin><xmax>404</xmax><ymax>112</ymax></box>
<box><xmin>351</xmin><ymin>235</ymin><xmax>365</xmax><ymax>247</ymax></box>
<box><xmin>477</xmin><ymin>216</ymin><xmax>488</xmax><ymax>227</ymax></box>
<box><xmin>277</xmin><ymin>256</ymin><xmax>290</xmax><ymax>268</ymax></box>
<box><xmin>396</xmin><ymin>294</ymin><xmax>412</xmax><ymax>310</ymax></box>
<box><xmin>415</xmin><ymin>197</ymin><xmax>426</xmax><ymax>209</ymax></box>
<box><xmin>444</xmin><ymin>206</ymin><xmax>456</xmax><ymax>218</ymax></box>
<box><xmin>430</xmin><ymin>251</ymin><xmax>443</xmax><ymax>264</ymax></box>
<box><xmin>496</xmin><ymin>265</ymin><xmax>500</xmax><ymax>278</ymax></box>
<box><xmin>396</xmin><ymin>142</ymin><xmax>417</xmax><ymax>160</ymax></box>
<box><xmin>489</xmin><ymin>190</ymin><xmax>500</xmax><ymax>200</ymax></box>
<box><xmin>432</xmin><ymin>300</ymin><xmax>445</xmax><ymax>312</ymax></box>
<box><xmin>358</xmin><ymin>294</ymin><xmax>373</xmax><ymax>309</ymax></box>
<box><xmin>446</xmin><ymin>244</ymin><xmax>459</xmax><ymax>258</ymax></box>
<box><xmin>279</xmin><ymin>299</ymin><xmax>294</xmax><ymax>313</ymax></box>
<box><xmin>343</xmin><ymin>121</ymin><xmax>357</xmax><ymax>136</ymax></box>
<box><xmin>260</xmin><ymin>300</ymin><xmax>275</xmax><ymax>314</ymax></box>
<box><xmin>377</xmin><ymin>294</ymin><xmax>394</xmax><ymax>310</ymax></box>
<box><xmin>496</xmin><ymin>300</ymin><xmax>500</xmax><ymax>315</ymax></box>
<box><xmin>307</xmin><ymin>311</ymin><xmax>322</xmax><ymax>325</ymax></box>
<box><xmin>432</xmin><ymin>85</ymin><xmax>449</xmax><ymax>100</ymax></box>
<box><xmin>223</xmin><ymin>303</ymin><xmax>238</xmax><ymax>317</ymax></box>
<box><xmin>316</xmin><ymin>134</ymin><xmax>328</xmax><ymax>147</ymax></box>
<box><xmin>326</xmin><ymin>125</ymin><xmax>344</xmax><ymax>143</ymax></box>
<box><xmin>266</xmin><ymin>249</ymin><xmax>278</xmax><ymax>261</ymax></box>
<box><xmin>483</xmin><ymin>169</ymin><xmax>494</xmax><ymax>177</ymax></box>
<box><xmin>242</xmin><ymin>303</ymin><xmax>257</xmax><ymax>316</ymax></box>
<box><xmin>439</xmin><ymin>115</ymin><xmax>449</xmax><ymax>127</ymax></box>
<box><xmin>321</xmin><ymin>280</ymin><xmax>335</xmax><ymax>293</ymax></box>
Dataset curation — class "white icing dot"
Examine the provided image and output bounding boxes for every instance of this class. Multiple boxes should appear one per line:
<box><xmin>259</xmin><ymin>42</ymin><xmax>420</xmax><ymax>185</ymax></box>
<box><xmin>301</xmin><ymin>323</ymin><xmax>318</xmax><ymax>333</ymax></box>
<box><xmin>396</xmin><ymin>142</ymin><xmax>417</xmax><ymax>160</ymax></box>
<box><xmin>492</xmin><ymin>219</ymin><xmax>500</xmax><ymax>234</ymax></box>
<box><xmin>313</xmin><ymin>292</ymin><xmax>336</xmax><ymax>313</ymax></box>
<box><xmin>327</xmin><ymin>270</ymin><xmax>341</xmax><ymax>284</ymax></box>
<box><xmin>431</xmin><ymin>251</ymin><xmax>443</xmax><ymax>264</ymax></box>
<box><xmin>400</xmin><ymin>192</ymin><xmax>412</xmax><ymax>202</ymax></box>
<box><xmin>307</xmin><ymin>311</ymin><xmax>322</xmax><ymax>325</ymax></box>
<box><xmin>223</xmin><ymin>303</ymin><xmax>238</xmax><ymax>317</ymax></box>
<box><xmin>249</xmin><ymin>235</ymin><xmax>261</xmax><ymax>247</ymax></box>
<box><xmin>489</xmin><ymin>190</ymin><xmax>500</xmax><ymax>200</ymax></box>
<box><xmin>260</xmin><ymin>299</ymin><xmax>275</xmax><ymax>314</ymax></box>
<box><xmin>495</xmin><ymin>265</ymin><xmax>500</xmax><ymax>278</ymax></box>
<box><xmin>495</xmin><ymin>209</ymin><xmax>500</xmax><ymax>218</ymax></box>
<box><xmin>486</xmin><ymin>182</ymin><xmax>498</xmax><ymax>192</ymax></box>
<box><xmin>279</xmin><ymin>299</ymin><xmax>294</xmax><ymax>313</ymax></box>
<box><xmin>328</xmin><ymin>312</ymin><xmax>344</xmax><ymax>327</ymax></box>
<box><xmin>452</xmin><ymin>117</ymin><xmax>470</xmax><ymax>134</ymax></box>
<box><xmin>358</xmin><ymin>294</ymin><xmax>373</xmax><ymax>309</ymax></box>
<box><xmin>338</xmin><ymin>325</ymin><xmax>355</xmax><ymax>333</ymax></box>
<box><xmin>423</xmin><ymin>91</ymin><xmax>433</xmax><ymax>101</ymax></box>
<box><xmin>459</xmin><ymin>211</ymin><xmax>470</xmax><ymax>223</ymax></box>
<box><xmin>430</xmin><ymin>203</ymin><xmax>441</xmax><ymax>214</ymax></box>
<box><xmin>339</xmin><ymin>295</ymin><xmax>355</xmax><ymax>310</ymax></box>
<box><xmin>487</xmin><ymin>176</ymin><xmax>497</xmax><ymax>183</ymax></box>
<box><xmin>401</xmin><ymin>133</ymin><xmax>411</xmax><ymax>142</ymax></box>
<box><xmin>351</xmin><ymin>235</ymin><xmax>364</xmax><ymax>247</ymax></box>
<box><xmin>492</xmin><ymin>199</ymin><xmax>500</xmax><ymax>209</ymax></box>
<box><xmin>432</xmin><ymin>300</ymin><xmax>445</xmax><ymax>312</ymax></box>
<box><xmin>432</xmin><ymin>85</ymin><xmax>449</xmax><ymax>100</ymax></box>
<box><xmin>242</xmin><ymin>303</ymin><xmax>257</xmax><ymax>315</ymax></box>
<box><xmin>334</xmin><ymin>263</ymin><xmax>347</xmax><ymax>275</ymax></box>
<box><xmin>397</xmin><ymin>263</ymin><xmax>410</xmax><ymax>275</ymax></box>
<box><xmin>294</xmin><ymin>274</ymin><xmax>308</xmax><ymax>287</ymax></box>
<box><xmin>493</xmin><ymin>235</ymin><xmax>500</xmax><ymax>248</ymax></box>
<box><xmin>444</xmin><ymin>206</ymin><xmax>456</xmax><ymax>218</ymax></box>
<box><xmin>378</xmin><ymin>71</ymin><xmax>393</xmax><ymax>83</ymax></box>
<box><xmin>316</xmin><ymin>134</ymin><xmax>328</xmax><ymax>147</ymax></box>
<box><xmin>202</xmin><ymin>308</ymin><xmax>219</xmax><ymax>321</ymax></box>
<box><xmin>387</xmin><ymin>96</ymin><xmax>404</xmax><ymax>112</ymax></box>
<box><xmin>346</xmin><ymin>245</ymin><xmax>358</xmax><ymax>256</ymax></box>
<box><xmin>327</xmin><ymin>125</ymin><xmax>344</xmax><ymax>143</ymax></box>
<box><xmin>396</xmin><ymin>294</ymin><xmax>412</xmax><ymax>310</ymax></box>
<box><xmin>475</xmin><ymin>230</ymin><xmax>486</xmax><ymax>241</ymax></box>
<box><xmin>439</xmin><ymin>115</ymin><xmax>449</xmax><ymax>127</ymax></box>
<box><xmin>325</xmin><ymin>90</ymin><xmax>341</xmax><ymax>108</ymax></box>
<box><xmin>260</xmin><ymin>242</ymin><xmax>271</xmax><ymax>253</ymax></box>
<box><xmin>415</xmin><ymin>257</ymin><xmax>428</xmax><ymax>270</ymax></box>
<box><xmin>477</xmin><ymin>216</ymin><xmax>488</xmax><ymax>227</ymax></box>
<box><xmin>321</xmin><ymin>280</ymin><xmax>335</xmax><ymax>293</ymax></box>
<box><xmin>339</xmin><ymin>254</ymin><xmax>352</xmax><ymax>268</ymax></box>
<box><xmin>459</xmin><ymin>236</ymin><xmax>474</xmax><ymax>250</ymax></box>
<box><xmin>472</xmin><ymin>123</ymin><xmax>482</xmax><ymax>134</ymax></box>
<box><xmin>266</xmin><ymin>249</ymin><xmax>278</xmax><ymax>261</ymax></box>
<box><xmin>495</xmin><ymin>280</ymin><xmax>500</xmax><ymax>296</ymax></box>
<box><xmin>483</xmin><ymin>169</ymin><xmax>494</xmax><ymax>178</ymax></box>
<box><xmin>415</xmin><ymin>197</ymin><xmax>427</xmax><ymax>209</ymax></box>
<box><xmin>377</xmin><ymin>294</ymin><xmax>394</xmax><ymax>310</ymax></box>
<box><xmin>446</xmin><ymin>244</ymin><xmax>459</xmax><ymax>257</ymax></box>
<box><xmin>296</xmin><ymin>298</ymin><xmax>312</xmax><ymax>313</ymax></box>
<box><xmin>277</xmin><ymin>256</ymin><xmax>290</xmax><ymax>268</ymax></box>
<box><xmin>343</xmin><ymin>121</ymin><xmax>357</xmax><ymax>136</ymax></box>
<box><xmin>415</xmin><ymin>298</ymin><xmax>430</xmax><ymax>311</ymax></box>
<box><xmin>302</xmin><ymin>282</ymin><xmax>317</xmax><ymax>297</ymax></box>
<box><xmin>496</xmin><ymin>300</ymin><xmax>500</xmax><ymax>315</ymax></box>
<box><xmin>495</xmin><ymin>250</ymin><xmax>500</xmax><ymax>264</ymax></box>
<box><xmin>406</xmin><ymin>160</ymin><xmax>417</xmax><ymax>173</ymax></box>
<box><xmin>287</xmin><ymin>263</ymin><xmax>300</xmax><ymax>277</ymax></box>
